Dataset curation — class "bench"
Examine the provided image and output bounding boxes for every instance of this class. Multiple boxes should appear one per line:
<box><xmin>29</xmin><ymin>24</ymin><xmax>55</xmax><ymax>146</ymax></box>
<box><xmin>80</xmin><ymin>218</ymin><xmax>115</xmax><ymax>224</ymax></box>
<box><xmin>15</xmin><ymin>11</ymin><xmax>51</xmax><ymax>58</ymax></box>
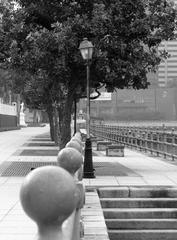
<box><xmin>106</xmin><ymin>144</ymin><xmax>125</xmax><ymax>157</ymax></box>
<box><xmin>97</xmin><ymin>141</ymin><xmax>112</xmax><ymax>151</ymax></box>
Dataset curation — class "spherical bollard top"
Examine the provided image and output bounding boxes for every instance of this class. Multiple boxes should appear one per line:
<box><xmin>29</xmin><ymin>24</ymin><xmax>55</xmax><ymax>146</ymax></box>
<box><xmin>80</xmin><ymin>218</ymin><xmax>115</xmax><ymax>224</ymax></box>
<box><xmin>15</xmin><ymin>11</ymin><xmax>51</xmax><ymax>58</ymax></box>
<box><xmin>71</xmin><ymin>137</ymin><xmax>83</xmax><ymax>147</ymax></box>
<box><xmin>65</xmin><ymin>140</ymin><xmax>82</xmax><ymax>153</ymax></box>
<box><xmin>74</xmin><ymin>132</ymin><xmax>82</xmax><ymax>141</ymax></box>
<box><xmin>20</xmin><ymin>166</ymin><xmax>77</xmax><ymax>225</ymax></box>
<box><xmin>71</xmin><ymin>136</ymin><xmax>82</xmax><ymax>144</ymax></box>
<box><xmin>57</xmin><ymin>147</ymin><xmax>83</xmax><ymax>175</ymax></box>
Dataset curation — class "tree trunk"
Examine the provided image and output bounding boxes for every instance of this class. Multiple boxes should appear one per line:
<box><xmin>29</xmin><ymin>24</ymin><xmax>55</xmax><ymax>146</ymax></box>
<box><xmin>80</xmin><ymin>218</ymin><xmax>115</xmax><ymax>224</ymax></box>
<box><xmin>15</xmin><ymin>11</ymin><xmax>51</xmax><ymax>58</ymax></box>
<box><xmin>57</xmin><ymin>94</ymin><xmax>74</xmax><ymax>149</ymax></box>
<box><xmin>54</xmin><ymin>105</ymin><xmax>59</xmax><ymax>145</ymax></box>
<box><xmin>74</xmin><ymin>97</ymin><xmax>77</xmax><ymax>135</ymax></box>
<box><xmin>46</xmin><ymin>106</ymin><xmax>55</xmax><ymax>141</ymax></box>
<box><xmin>33</xmin><ymin>109</ymin><xmax>38</xmax><ymax>123</ymax></box>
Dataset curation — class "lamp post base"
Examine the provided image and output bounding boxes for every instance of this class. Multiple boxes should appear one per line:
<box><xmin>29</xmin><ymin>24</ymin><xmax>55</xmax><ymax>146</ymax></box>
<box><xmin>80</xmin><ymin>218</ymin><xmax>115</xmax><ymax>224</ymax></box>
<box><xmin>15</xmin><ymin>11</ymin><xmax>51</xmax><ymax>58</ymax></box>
<box><xmin>83</xmin><ymin>138</ymin><xmax>95</xmax><ymax>178</ymax></box>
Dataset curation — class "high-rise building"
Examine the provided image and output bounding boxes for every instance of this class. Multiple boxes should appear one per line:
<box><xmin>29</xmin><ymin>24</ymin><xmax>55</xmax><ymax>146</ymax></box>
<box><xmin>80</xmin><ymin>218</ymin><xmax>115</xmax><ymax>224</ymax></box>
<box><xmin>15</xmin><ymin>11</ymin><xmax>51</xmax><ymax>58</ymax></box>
<box><xmin>158</xmin><ymin>0</ymin><xmax>177</xmax><ymax>87</ymax></box>
<box><xmin>158</xmin><ymin>40</ymin><xmax>177</xmax><ymax>87</ymax></box>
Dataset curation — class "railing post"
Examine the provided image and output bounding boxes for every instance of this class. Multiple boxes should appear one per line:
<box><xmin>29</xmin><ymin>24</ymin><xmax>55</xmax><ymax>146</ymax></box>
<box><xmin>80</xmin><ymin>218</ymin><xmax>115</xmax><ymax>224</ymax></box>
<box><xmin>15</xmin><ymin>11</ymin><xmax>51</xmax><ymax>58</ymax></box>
<box><xmin>145</xmin><ymin>130</ymin><xmax>148</xmax><ymax>149</ymax></box>
<box><xmin>163</xmin><ymin>127</ymin><xmax>167</xmax><ymax>159</ymax></box>
<box><xmin>129</xmin><ymin>129</ymin><xmax>133</xmax><ymax>148</ymax></box>
<box><xmin>155</xmin><ymin>127</ymin><xmax>159</xmax><ymax>156</ymax></box>
<box><xmin>150</xmin><ymin>128</ymin><xmax>154</xmax><ymax>155</ymax></box>
<box><xmin>171</xmin><ymin>128</ymin><xmax>175</xmax><ymax>161</ymax></box>
<box><xmin>136</xmin><ymin>128</ymin><xmax>140</xmax><ymax>150</ymax></box>
<box><xmin>139</xmin><ymin>130</ymin><xmax>142</xmax><ymax>151</ymax></box>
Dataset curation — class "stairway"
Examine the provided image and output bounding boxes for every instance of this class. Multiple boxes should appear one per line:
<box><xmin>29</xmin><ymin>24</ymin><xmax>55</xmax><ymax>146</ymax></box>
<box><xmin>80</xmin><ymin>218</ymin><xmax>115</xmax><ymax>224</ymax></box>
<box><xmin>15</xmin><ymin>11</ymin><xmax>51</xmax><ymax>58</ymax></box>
<box><xmin>98</xmin><ymin>187</ymin><xmax>177</xmax><ymax>240</ymax></box>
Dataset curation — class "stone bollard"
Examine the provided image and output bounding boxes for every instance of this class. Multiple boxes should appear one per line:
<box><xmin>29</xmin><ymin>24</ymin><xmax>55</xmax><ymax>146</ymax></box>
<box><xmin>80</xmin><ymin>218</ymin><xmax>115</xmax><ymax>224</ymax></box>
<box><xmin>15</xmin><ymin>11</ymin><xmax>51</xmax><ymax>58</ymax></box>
<box><xmin>20</xmin><ymin>166</ymin><xmax>77</xmax><ymax>240</ymax></box>
<box><xmin>74</xmin><ymin>132</ymin><xmax>82</xmax><ymax>141</ymax></box>
<box><xmin>65</xmin><ymin>140</ymin><xmax>83</xmax><ymax>154</ymax></box>
<box><xmin>57</xmin><ymin>147</ymin><xmax>83</xmax><ymax>177</ymax></box>
<box><xmin>58</xmin><ymin>141</ymin><xmax>85</xmax><ymax>240</ymax></box>
<box><xmin>71</xmin><ymin>137</ymin><xmax>82</xmax><ymax>145</ymax></box>
<box><xmin>71</xmin><ymin>135</ymin><xmax>83</xmax><ymax>145</ymax></box>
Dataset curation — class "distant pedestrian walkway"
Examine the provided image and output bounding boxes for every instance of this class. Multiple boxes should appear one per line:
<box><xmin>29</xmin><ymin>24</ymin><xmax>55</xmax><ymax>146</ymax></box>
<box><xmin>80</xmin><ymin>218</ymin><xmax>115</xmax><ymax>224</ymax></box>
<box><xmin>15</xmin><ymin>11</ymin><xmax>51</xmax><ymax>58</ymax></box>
<box><xmin>0</xmin><ymin>125</ymin><xmax>50</xmax><ymax>165</ymax></box>
<box><xmin>0</xmin><ymin>126</ymin><xmax>177</xmax><ymax>185</ymax></box>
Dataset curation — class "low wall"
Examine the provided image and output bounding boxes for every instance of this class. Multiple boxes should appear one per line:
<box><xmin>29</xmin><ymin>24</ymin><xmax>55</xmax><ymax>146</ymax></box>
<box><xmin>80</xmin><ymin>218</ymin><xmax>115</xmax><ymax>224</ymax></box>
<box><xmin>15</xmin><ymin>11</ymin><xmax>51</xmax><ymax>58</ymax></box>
<box><xmin>0</xmin><ymin>103</ymin><xmax>18</xmax><ymax>129</ymax></box>
<box><xmin>0</xmin><ymin>114</ymin><xmax>18</xmax><ymax>129</ymax></box>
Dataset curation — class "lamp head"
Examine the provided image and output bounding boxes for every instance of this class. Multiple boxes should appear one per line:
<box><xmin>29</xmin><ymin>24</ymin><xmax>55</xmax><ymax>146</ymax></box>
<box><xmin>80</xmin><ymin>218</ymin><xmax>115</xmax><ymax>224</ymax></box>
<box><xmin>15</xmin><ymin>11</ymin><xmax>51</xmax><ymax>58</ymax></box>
<box><xmin>79</xmin><ymin>38</ymin><xmax>94</xmax><ymax>60</ymax></box>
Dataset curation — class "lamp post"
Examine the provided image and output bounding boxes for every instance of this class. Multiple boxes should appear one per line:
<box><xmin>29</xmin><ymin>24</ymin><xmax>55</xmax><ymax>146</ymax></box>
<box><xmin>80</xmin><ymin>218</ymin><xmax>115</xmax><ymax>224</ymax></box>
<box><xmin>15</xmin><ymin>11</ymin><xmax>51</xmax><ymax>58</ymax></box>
<box><xmin>79</xmin><ymin>38</ymin><xmax>95</xmax><ymax>178</ymax></box>
<box><xmin>74</xmin><ymin>96</ymin><xmax>77</xmax><ymax>134</ymax></box>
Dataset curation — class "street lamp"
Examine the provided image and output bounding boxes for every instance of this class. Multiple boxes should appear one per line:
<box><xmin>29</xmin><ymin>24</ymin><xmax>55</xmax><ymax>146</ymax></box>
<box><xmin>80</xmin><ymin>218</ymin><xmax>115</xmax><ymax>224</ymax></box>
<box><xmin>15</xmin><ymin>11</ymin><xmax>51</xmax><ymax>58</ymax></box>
<box><xmin>79</xmin><ymin>38</ymin><xmax>95</xmax><ymax>178</ymax></box>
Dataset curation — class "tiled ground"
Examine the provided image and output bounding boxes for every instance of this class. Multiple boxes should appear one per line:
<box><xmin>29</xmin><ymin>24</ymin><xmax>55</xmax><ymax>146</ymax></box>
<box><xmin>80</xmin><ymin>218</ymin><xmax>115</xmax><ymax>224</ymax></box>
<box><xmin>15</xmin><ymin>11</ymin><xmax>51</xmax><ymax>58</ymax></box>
<box><xmin>0</xmin><ymin>126</ymin><xmax>177</xmax><ymax>239</ymax></box>
<box><xmin>0</xmin><ymin>177</ymin><xmax>36</xmax><ymax>240</ymax></box>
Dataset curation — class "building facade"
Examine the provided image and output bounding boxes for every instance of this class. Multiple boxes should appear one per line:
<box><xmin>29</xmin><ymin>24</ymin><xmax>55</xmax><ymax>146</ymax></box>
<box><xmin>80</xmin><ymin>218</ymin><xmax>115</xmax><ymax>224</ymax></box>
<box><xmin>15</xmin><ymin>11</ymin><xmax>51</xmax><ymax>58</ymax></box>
<box><xmin>158</xmin><ymin>0</ymin><xmax>177</xmax><ymax>87</ymax></box>
<box><xmin>158</xmin><ymin>40</ymin><xmax>177</xmax><ymax>87</ymax></box>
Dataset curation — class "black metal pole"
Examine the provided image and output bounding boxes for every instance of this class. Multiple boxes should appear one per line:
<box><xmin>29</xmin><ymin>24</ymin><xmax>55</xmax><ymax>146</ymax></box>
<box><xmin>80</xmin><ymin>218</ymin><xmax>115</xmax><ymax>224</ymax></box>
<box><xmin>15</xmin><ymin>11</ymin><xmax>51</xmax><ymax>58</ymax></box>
<box><xmin>154</xmin><ymin>87</ymin><xmax>157</xmax><ymax>112</ymax></box>
<box><xmin>83</xmin><ymin>61</ymin><xmax>95</xmax><ymax>178</ymax></box>
<box><xmin>74</xmin><ymin>97</ymin><xmax>77</xmax><ymax>134</ymax></box>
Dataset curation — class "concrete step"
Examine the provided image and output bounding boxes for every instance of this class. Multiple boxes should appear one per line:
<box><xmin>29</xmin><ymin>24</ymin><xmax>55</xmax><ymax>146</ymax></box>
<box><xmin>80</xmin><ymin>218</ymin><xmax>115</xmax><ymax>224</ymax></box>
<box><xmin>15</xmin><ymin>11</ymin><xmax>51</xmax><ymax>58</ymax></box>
<box><xmin>103</xmin><ymin>208</ymin><xmax>177</xmax><ymax>219</ymax></box>
<box><xmin>108</xmin><ymin>229</ymin><xmax>177</xmax><ymax>240</ymax></box>
<box><xmin>100</xmin><ymin>187</ymin><xmax>177</xmax><ymax>240</ymax></box>
<box><xmin>106</xmin><ymin>219</ymin><xmax>177</xmax><ymax>229</ymax></box>
<box><xmin>100</xmin><ymin>198</ymin><xmax>177</xmax><ymax>208</ymax></box>
<box><xmin>98</xmin><ymin>187</ymin><xmax>177</xmax><ymax>198</ymax></box>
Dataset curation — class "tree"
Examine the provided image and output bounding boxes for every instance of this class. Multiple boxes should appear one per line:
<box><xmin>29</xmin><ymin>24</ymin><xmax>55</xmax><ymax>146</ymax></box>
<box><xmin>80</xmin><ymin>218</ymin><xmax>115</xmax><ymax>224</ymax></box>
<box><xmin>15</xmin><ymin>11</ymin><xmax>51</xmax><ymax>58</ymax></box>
<box><xmin>0</xmin><ymin>0</ymin><xmax>176</xmax><ymax>148</ymax></box>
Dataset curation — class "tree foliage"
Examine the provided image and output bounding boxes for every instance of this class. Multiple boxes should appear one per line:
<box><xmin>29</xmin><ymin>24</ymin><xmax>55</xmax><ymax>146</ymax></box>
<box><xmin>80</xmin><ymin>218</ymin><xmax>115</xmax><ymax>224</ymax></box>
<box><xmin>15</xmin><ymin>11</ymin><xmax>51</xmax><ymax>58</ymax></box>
<box><xmin>0</xmin><ymin>0</ymin><xmax>176</xmax><ymax>146</ymax></box>
<box><xmin>1</xmin><ymin>1</ymin><xmax>177</xmax><ymax>91</ymax></box>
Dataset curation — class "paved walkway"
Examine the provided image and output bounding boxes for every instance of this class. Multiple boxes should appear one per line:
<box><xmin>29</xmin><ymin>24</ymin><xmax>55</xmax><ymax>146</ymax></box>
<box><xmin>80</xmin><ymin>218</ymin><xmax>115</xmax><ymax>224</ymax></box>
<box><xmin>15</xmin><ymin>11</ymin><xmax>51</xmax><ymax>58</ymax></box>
<box><xmin>86</xmin><ymin>150</ymin><xmax>177</xmax><ymax>187</ymax></box>
<box><xmin>0</xmin><ymin>125</ymin><xmax>177</xmax><ymax>240</ymax></box>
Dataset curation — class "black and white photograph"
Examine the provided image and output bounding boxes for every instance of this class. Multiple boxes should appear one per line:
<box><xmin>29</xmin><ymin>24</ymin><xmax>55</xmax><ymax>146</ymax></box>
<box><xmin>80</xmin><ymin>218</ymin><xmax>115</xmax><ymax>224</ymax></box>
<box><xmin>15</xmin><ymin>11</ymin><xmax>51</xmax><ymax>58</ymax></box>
<box><xmin>1</xmin><ymin>0</ymin><xmax>177</xmax><ymax>239</ymax></box>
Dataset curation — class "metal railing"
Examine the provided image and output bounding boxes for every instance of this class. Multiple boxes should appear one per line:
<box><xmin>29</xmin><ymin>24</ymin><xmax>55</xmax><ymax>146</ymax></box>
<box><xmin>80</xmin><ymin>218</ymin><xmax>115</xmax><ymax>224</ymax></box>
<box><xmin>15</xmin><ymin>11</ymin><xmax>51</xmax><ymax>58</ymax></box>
<box><xmin>91</xmin><ymin>123</ymin><xmax>177</xmax><ymax>161</ymax></box>
<box><xmin>20</xmin><ymin>132</ymin><xmax>84</xmax><ymax>240</ymax></box>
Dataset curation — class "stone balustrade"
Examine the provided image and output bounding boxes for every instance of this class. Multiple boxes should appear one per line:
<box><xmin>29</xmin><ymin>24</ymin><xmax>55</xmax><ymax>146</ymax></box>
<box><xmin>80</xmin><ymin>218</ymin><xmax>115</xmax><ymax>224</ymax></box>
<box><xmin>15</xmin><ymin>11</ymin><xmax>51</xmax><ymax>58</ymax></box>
<box><xmin>20</xmin><ymin>132</ymin><xmax>84</xmax><ymax>240</ymax></box>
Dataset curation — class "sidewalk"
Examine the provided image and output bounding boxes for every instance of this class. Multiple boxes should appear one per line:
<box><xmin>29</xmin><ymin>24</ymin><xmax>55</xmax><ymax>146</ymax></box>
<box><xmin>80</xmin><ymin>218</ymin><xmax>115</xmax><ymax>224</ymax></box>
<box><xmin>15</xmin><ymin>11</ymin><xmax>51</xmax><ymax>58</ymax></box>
<box><xmin>85</xmin><ymin>150</ymin><xmax>177</xmax><ymax>188</ymax></box>
<box><xmin>0</xmin><ymin>126</ymin><xmax>177</xmax><ymax>240</ymax></box>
